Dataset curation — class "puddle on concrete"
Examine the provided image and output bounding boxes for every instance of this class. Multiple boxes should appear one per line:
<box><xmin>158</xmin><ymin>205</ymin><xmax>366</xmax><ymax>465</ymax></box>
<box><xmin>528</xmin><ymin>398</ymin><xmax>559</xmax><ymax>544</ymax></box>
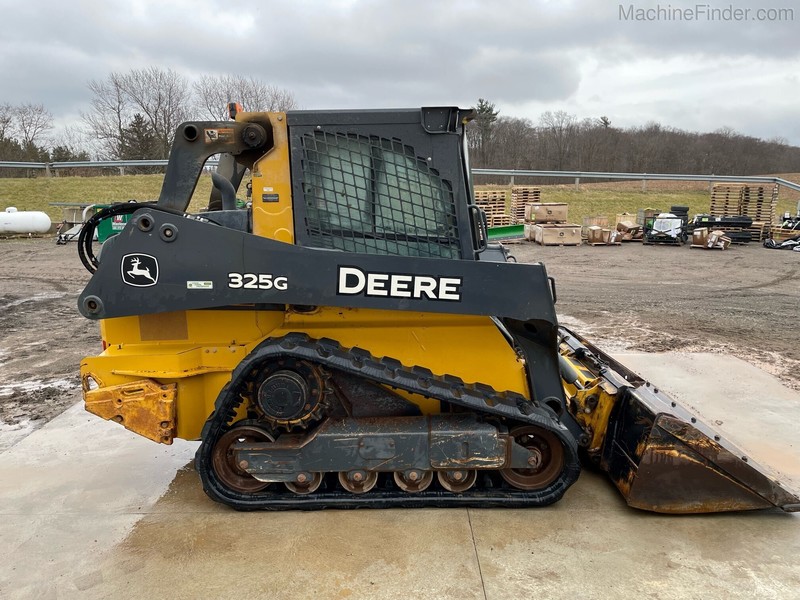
<box><xmin>0</xmin><ymin>417</ymin><xmax>40</xmax><ymax>452</ymax></box>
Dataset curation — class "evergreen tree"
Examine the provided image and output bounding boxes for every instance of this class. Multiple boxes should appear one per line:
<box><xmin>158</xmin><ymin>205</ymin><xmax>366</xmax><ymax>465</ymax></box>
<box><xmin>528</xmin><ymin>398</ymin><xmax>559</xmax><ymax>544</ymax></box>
<box><xmin>119</xmin><ymin>113</ymin><xmax>159</xmax><ymax>160</ymax></box>
<box><xmin>50</xmin><ymin>145</ymin><xmax>90</xmax><ymax>162</ymax></box>
<box><xmin>472</xmin><ymin>98</ymin><xmax>499</xmax><ymax>165</ymax></box>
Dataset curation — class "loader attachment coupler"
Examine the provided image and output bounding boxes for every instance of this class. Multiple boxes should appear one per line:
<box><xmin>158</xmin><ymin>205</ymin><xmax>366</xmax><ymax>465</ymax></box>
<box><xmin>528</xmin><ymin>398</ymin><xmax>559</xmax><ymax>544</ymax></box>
<box><xmin>559</xmin><ymin>327</ymin><xmax>800</xmax><ymax>514</ymax></box>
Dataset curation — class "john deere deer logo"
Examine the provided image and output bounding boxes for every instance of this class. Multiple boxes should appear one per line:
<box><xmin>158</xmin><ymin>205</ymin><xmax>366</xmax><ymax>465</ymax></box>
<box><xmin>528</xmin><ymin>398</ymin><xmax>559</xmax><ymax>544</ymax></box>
<box><xmin>121</xmin><ymin>254</ymin><xmax>159</xmax><ymax>287</ymax></box>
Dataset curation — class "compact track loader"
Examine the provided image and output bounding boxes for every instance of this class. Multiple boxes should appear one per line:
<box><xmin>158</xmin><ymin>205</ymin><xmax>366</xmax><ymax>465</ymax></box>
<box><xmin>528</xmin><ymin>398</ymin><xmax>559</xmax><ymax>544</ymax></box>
<box><xmin>77</xmin><ymin>107</ymin><xmax>799</xmax><ymax>513</ymax></box>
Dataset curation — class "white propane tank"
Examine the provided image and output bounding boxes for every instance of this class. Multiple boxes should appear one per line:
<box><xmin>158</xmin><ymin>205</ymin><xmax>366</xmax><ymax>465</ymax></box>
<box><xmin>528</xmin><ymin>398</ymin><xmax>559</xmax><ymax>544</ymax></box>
<box><xmin>0</xmin><ymin>207</ymin><xmax>52</xmax><ymax>234</ymax></box>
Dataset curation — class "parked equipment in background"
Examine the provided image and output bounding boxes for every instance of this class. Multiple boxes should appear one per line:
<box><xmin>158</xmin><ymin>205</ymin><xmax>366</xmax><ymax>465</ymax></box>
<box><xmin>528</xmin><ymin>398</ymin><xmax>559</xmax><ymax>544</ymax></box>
<box><xmin>95</xmin><ymin>203</ymin><xmax>134</xmax><ymax>243</ymax></box>
<box><xmin>56</xmin><ymin>204</ymin><xmax>97</xmax><ymax>245</ymax></box>
<box><xmin>643</xmin><ymin>212</ymin><xmax>685</xmax><ymax>245</ymax></box>
<box><xmin>637</xmin><ymin>208</ymin><xmax>661</xmax><ymax>238</ymax></box>
<box><xmin>764</xmin><ymin>216</ymin><xmax>800</xmax><ymax>251</ymax></box>
<box><xmin>0</xmin><ymin>207</ymin><xmax>51</xmax><ymax>235</ymax></box>
<box><xmin>75</xmin><ymin>106</ymin><xmax>800</xmax><ymax>514</ymax></box>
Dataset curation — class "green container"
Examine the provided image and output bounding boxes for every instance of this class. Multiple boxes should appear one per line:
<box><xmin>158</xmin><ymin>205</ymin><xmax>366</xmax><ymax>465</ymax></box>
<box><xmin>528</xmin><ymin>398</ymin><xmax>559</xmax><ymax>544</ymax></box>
<box><xmin>96</xmin><ymin>204</ymin><xmax>131</xmax><ymax>243</ymax></box>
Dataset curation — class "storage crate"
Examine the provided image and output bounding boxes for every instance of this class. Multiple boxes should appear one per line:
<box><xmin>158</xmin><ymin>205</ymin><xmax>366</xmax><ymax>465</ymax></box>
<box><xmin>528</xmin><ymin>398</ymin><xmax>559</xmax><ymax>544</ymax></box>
<box><xmin>524</xmin><ymin>203</ymin><xmax>568</xmax><ymax>224</ymax></box>
<box><xmin>527</xmin><ymin>223</ymin><xmax>581</xmax><ymax>246</ymax></box>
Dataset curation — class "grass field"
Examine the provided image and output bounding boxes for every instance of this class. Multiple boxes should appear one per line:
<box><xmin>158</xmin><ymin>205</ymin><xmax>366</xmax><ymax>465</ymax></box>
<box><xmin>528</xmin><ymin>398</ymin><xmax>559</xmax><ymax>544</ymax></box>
<box><xmin>0</xmin><ymin>172</ymin><xmax>797</xmax><ymax>225</ymax></box>
<box><xmin>0</xmin><ymin>174</ymin><xmax>213</xmax><ymax>220</ymax></box>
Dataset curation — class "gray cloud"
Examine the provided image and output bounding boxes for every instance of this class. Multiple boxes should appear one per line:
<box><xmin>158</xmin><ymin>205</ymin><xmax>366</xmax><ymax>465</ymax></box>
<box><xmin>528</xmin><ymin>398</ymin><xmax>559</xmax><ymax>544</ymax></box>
<box><xmin>1</xmin><ymin>0</ymin><xmax>798</xmax><ymax>144</ymax></box>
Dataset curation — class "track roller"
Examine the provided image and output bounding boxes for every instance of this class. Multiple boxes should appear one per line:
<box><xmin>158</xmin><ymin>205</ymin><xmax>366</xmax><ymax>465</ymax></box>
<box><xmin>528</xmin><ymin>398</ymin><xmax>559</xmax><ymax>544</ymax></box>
<box><xmin>393</xmin><ymin>470</ymin><xmax>434</xmax><ymax>493</ymax></box>
<box><xmin>285</xmin><ymin>472</ymin><xmax>323</xmax><ymax>495</ymax></box>
<box><xmin>339</xmin><ymin>470</ymin><xmax>378</xmax><ymax>494</ymax></box>
<box><xmin>437</xmin><ymin>470</ymin><xmax>477</xmax><ymax>493</ymax></box>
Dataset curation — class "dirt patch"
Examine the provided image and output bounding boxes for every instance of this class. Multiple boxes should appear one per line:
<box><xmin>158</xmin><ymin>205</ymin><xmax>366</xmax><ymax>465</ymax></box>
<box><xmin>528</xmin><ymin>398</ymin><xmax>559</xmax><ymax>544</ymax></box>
<box><xmin>0</xmin><ymin>237</ymin><xmax>797</xmax><ymax>449</ymax></box>
<box><xmin>0</xmin><ymin>238</ymin><xmax>94</xmax><ymax>433</ymax></box>
<box><xmin>511</xmin><ymin>240</ymin><xmax>800</xmax><ymax>390</ymax></box>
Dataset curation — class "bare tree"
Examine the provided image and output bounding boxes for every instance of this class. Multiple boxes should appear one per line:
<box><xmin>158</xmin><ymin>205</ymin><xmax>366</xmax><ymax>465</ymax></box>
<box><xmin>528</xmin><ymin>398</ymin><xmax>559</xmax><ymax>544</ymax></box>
<box><xmin>51</xmin><ymin>124</ymin><xmax>91</xmax><ymax>160</ymax></box>
<box><xmin>16</xmin><ymin>102</ymin><xmax>53</xmax><ymax>147</ymax></box>
<box><xmin>83</xmin><ymin>67</ymin><xmax>191</xmax><ymax>159</ymax></box>
<box><xmin>538</xmin><ymin>111</ymin><xmax>577</xmax><ymax>170</ymax></box>
<box><xmin>120</xmin><ymin>67</ymin><xmax>191</xmax><ymax>157</ymax></box>
<box><xmin>82</xmin><ymin>74</ymin><xmax>130</xmax><ymax>159</ymax></box>
<box><xmin>193</xmin><ymin>74</ymin><xmax>298</xmax><ymax>120</ymax></box>
<box><xmin>0</xmin><ymin>102</ymin><xmax>14</xmax><ymax>140</ymax></box>
<box><xmin>486</xmin><ymin>117</ymin><xmax>537</xmax><ymax>169</ymax></box>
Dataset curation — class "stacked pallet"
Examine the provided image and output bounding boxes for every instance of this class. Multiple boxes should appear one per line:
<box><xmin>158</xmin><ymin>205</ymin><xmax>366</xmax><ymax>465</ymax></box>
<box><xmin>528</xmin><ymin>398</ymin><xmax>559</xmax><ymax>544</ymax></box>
<box><xmin>710</xmin><ymin>185</ymin><xmax>745</xmax><ymax>216</ymax></box>
<box><xmin>510</xmin><ymin>186</ymin><xmax>541</xmax><ymax>224</ymax></box>
<box><xmin>740</xmin><ymin>185</ymin><xmax>778</xmax><ymax>239</ymax></box>
<box><xmin>709</xmin><ymin>184</ymin><xmax>778</xmax><ymax>241</ymax></box>
<box><xmin>474</xmin><ymin>189</ymin><xmax>510</xmax><ymax>227</ymax></box>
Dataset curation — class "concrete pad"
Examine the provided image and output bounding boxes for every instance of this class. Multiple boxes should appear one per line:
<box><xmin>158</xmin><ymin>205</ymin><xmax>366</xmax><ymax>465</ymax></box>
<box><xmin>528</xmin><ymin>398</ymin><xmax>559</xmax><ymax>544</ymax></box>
<box><xmin>0</xmin><ymin>402</ymin><xmax>198</xmax><ymax>599</ymax></box>
<box><xmin>0</xmin><ymin>402</ymin><xmax>482</xmax><ymax>599</ymax></box>
<box><xmin>470</xmin><ymin>494</ymin><xmax>800</xmax><ymax>600</ymax></box>
<box><xmin>471</xmin><ymin>353</ymin><xmax>800</xmax><ymax>599</ymax></box>
<box><xmin>0</xmin><ymin>402</ymin><xmax>198</xmax><ymax>516</ymax></box>
<box><xmin>1</xmin><ymin>353</ymin><xmax>799</xmax><ymax>599</ymax></box>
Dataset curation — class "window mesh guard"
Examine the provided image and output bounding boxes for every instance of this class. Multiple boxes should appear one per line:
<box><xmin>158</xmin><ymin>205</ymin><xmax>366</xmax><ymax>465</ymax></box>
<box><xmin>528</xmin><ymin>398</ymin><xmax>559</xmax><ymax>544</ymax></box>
<box><xmin>300</xmin><ymin>131</ymin><xmax>461</xmax><ymax>258</ymax></box>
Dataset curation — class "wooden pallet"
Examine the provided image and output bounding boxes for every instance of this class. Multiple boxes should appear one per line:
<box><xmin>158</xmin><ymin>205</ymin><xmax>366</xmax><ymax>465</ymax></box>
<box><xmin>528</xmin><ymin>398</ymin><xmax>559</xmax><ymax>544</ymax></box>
<box><xmin>769</xmin><ymin>226</ymin><xmax>800</xmax><ymax>242</ymax></box>
<box><xmin>709</xmin><ymin>184</ymin><xmax>778</xmax><ymax>232</ymax></box>
<box><xmin>709</xmin><ymin>185</ymin><xmax>745</xmax><ymax>216</ymax></box>
<box><xmin>475</xmin><ymin>190</ymin><xmax>510</xmax><ymax>225</ymax></box>
<box><xmin>510</xmin><ymin>186</ymin><xmax>540</xmax><ymax>225</ymax></box>
<box><xmin>534</xmin><ymin>241</ymin><xmax>582</xmax><ymax>247</ymax></box>
<box><xmin>748</xmin><ymin>222</ymin><xmax>766</xmax><ymax>242</ymax></box>
<box><xmin>474</xmin><ymin>190</ymin><xmax>507</xmax><ymax>203</ymax></box>
<box><xmin>488</xmin><ymin>214</ymin><xmax>512</xmax><ymax>227</ymax></box>
<box><xmin>511</xmin><ymin>188</ymin><xmax>541</xmax><ymax>202</ymax></box>
<box><xmin>588</xmin><ymin>242</ymin><xmax>621</xmax><ymax>246</ymax></box>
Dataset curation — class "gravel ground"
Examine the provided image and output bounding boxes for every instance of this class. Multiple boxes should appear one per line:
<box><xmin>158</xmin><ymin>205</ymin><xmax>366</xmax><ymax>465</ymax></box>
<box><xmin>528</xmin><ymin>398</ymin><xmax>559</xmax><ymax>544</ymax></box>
<box><xmin>0</xmin><ymin>236</ymin><xmax>797</xmax><ymax>447</ymax></box>
<box><xmin>511</xmin><ymin>240</ymin><xmax>800</xmax><ymax>388</ymax></box>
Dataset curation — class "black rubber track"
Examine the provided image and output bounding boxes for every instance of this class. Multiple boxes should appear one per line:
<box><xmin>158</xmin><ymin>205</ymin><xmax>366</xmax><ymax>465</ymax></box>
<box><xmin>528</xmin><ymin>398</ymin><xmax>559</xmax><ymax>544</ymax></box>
<box><xmin>195</xmin><ymin>333</ymin><xmax>582</xmax><ymax>510</ymax></box>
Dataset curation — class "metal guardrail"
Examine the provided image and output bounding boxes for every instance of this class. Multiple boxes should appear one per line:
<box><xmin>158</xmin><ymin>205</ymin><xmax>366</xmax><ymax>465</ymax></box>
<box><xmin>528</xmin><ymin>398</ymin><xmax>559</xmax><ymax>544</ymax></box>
<box><xmin>0</xmin><ymin>159</ymin><xmax>219</xmax><ymax>173</ymax></box>
<box><xmin>0</xmin><ymin>161</ymin><xmax>49</xmax><ymax>169</ymax></box>
<box><xmin>472</xmin><ymin>169</ymin><xmax>800</xmax><ymax>194</ymax></box>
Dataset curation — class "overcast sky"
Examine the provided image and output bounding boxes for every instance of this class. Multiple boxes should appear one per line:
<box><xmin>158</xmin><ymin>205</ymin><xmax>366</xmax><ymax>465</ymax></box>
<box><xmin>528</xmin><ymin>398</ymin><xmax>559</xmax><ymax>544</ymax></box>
<box><xmin>2</xmin><ymin>0</ymin><xmax>799</xmax><ymax>145</ymax></box>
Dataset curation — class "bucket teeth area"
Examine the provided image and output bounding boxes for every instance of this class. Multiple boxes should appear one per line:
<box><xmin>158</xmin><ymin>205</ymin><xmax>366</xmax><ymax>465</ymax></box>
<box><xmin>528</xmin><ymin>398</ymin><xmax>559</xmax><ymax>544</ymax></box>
<box><xmin>559</xmin><ymin>326</ymin><xmax>800</xmax><ymax>514</ymax></box>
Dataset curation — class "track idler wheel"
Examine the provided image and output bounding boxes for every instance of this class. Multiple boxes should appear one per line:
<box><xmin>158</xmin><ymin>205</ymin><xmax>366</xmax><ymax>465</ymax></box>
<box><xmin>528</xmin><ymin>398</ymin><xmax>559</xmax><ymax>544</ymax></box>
<box><xmin>437</xmin><ymin>469</ymin><xmax>477</xmax><ymax>493</ymax></box>
<box><xmin>500</xmin><ymin>426</ymin><xmax>565</xmax><ymax>490</ymax></box>
<box><xmin>394</xmin><ymin>470</ymin><xmax>434</xmax><ymax>493</ymax></box>
<box><xmin>211</xmin><ymin>422</ymin><xmax>274</xmax><ymax>494</ymax></box>
<box><xmin>339</xmin><ymin>470</ymin><xmax>378</xmax><ymax>494</ymax></box>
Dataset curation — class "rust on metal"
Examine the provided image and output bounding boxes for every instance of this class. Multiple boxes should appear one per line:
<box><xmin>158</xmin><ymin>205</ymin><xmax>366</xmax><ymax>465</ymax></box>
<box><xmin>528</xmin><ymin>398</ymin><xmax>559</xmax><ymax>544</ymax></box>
<box><xmin>84</xmin><ymin>377</ymin><xmax>177</xmax><ymax>444</ymax></box>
